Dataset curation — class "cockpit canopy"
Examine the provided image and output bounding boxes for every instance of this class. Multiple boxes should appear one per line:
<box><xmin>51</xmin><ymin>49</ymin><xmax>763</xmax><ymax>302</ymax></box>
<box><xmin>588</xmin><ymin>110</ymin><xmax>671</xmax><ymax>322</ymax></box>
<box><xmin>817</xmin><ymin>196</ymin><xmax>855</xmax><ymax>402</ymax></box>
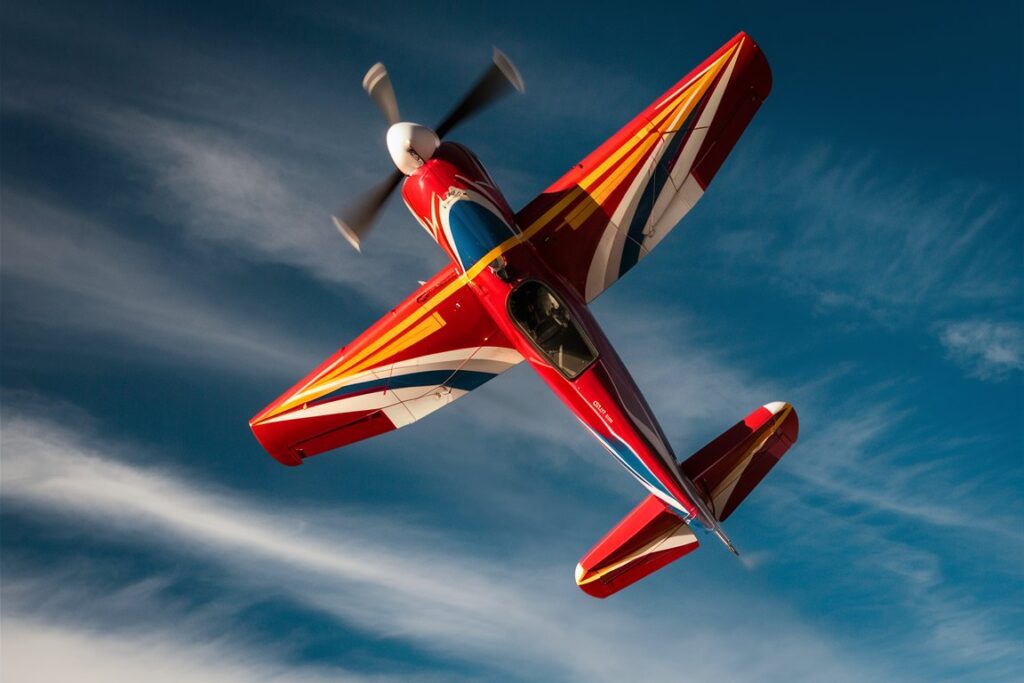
<box><xmin>507</xmin><ymin>281</ymin><xmax>598</xmax><ymax>379</ymax></box>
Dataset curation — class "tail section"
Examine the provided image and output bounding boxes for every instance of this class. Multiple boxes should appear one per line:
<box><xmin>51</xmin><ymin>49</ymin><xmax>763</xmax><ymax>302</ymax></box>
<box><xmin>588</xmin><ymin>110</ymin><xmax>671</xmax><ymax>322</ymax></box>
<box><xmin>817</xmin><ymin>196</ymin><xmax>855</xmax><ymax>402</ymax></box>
<box><xmin>680</xmin><ymin>401</ymin><xmax>798</xmax><ymax>522</ymax></box>
<box><xmin>576</xmin><ymin>402</ymin><xmax>798</xmax><ymax>597</ymax></box>
<box><xmin>575</xmin><ymin>494</ymin><xmax>699</xmax><ymax>598</ymax></box>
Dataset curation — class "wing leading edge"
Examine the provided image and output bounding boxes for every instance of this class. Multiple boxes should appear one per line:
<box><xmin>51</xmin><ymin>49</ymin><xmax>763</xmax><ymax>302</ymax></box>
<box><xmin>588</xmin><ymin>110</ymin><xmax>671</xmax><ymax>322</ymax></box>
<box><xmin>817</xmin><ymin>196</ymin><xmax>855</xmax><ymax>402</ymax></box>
<box><xmin>250</xmin><ymin>265</ymin><xmax>522</xmax><ymax>465</ymax></box>
<box><xmin>516</xmin><ymin>31</ymin><xmax>772</xmax><ymax>302</ymax></box>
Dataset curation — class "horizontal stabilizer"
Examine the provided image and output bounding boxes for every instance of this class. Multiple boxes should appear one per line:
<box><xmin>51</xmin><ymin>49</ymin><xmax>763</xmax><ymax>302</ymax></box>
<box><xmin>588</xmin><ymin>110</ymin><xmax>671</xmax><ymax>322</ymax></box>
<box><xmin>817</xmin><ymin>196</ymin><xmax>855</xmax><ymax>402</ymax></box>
<box><xmin>576</xmin><ymin>494</ymin><xmax>699</xmax><ymax>598</ymax></box>
<box><xmin>576</xmin><ymin>402</ymin><xmax>797</xmax><ymax>597</ymax></box>
<box><xmin>681</xmin><ymin>401</ymin><xmax>799</xmax><ymax>521</ymax></box>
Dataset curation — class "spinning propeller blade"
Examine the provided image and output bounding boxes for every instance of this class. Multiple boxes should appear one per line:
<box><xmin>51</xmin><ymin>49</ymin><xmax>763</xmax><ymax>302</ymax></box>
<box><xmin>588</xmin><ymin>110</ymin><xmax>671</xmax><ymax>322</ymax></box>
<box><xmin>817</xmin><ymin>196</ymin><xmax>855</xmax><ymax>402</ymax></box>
<box><xmin>435</xmin><ymin>48</ymin><xmax>525</xmax><ymax>139</ymax></box>
<box><xmin>362</xmin><ymin>63</ymin><xmax>401</xmax><ymax>126</ymax></box>
<box><xmin>332</xmin><ymin>169</ymin><xmax>404</xmax><ymax>251</ymax></box>
<box><xmin>335</xmin><ymin>49</ymin><xmax>523</xmax><ymax>251</ymax></box>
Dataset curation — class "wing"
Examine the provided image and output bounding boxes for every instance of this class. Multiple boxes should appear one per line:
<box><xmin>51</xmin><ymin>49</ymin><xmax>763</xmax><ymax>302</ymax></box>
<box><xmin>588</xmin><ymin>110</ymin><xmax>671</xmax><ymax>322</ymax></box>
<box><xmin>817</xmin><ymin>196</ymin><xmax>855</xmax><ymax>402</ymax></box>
<box><xmin>250</xmin><ymin>265</ymin><xmax>523</xmax><ymax>465</ymax></box>
<box><xmin>516</xmin><ymin>32</ymin><xmax>772</xmax><ymax>302</ymax></box>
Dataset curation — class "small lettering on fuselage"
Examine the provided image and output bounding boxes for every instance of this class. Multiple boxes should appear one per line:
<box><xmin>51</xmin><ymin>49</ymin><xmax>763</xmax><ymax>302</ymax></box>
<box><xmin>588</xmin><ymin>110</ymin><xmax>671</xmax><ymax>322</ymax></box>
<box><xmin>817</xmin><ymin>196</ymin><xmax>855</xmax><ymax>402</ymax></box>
<box><xmin>442</xmin><ymin>188</ymin><xmax>468</xmax><ymax>203</ymax></box>
<box><xmin>592</xmin><ymin>400</ymin><xmax>614</xmax><ymax>424</ymax></box>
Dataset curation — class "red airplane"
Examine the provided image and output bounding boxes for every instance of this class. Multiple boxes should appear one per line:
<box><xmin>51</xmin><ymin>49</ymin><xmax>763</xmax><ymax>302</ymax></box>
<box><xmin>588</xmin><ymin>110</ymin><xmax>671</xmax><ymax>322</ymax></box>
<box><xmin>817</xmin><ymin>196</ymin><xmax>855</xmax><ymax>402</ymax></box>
<box><xmin>251</xmin><ymin>32</ymin><xmax>798</xmax><ymax>597</ymax></box>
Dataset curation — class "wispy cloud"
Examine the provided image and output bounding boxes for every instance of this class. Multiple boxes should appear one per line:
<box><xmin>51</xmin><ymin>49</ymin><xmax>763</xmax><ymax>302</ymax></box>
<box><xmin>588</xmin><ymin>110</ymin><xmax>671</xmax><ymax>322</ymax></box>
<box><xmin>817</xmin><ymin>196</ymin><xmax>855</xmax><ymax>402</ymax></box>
<box><xmin>937</xmin><ymin>319</ymin><xmax>1024</xmax><ymax>381</ymax></box>
<box><xmin>1</xmin><ymin>573</ymin><xmax>423</xmax><ymax>683</ymax></box>
<box><xmin>785</xmin><ymin>395</ymin><xmax>1024</xmax><ymax>545</ymax></box>
<box><xmin>3</xmin><ymin>6</ymin><xmax>1021</xmax><ymax>680</ymax></box>
<box><xmin>3</xmin><ymin>93</ymin><xmax>436</xmax><ymax>305</ymax></box>
<box><xmin>1</xmin><ymin>3</ymin><xmax>449</xmax><ymax>306</ymax></box>
<box><xmin>711</xmin><ymin>140</ymin><xmax>1020</xmax><ymax>324</ymax></box>
<box><xmin>1</xmin><ymin>407</ymin><xmax>895</xmax><ymax>683</ymax></box>
<box><xmin>1</xmin><ymin>192</ymin><xmax>320</xmax><ymax>377</ymax></box>
<box><xmin>754</xmin><ymin>387</ymin><xmax>1024</xmax><ymax>677</ymax></box>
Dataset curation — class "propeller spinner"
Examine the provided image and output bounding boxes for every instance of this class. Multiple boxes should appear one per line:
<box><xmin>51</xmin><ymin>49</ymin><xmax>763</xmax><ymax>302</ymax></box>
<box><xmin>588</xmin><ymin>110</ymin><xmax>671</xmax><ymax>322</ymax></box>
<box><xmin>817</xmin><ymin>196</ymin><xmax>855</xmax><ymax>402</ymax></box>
<box><xmin>332</xmin><ymin>48</ymin><xmax>524</xmax><ymax>251</ymax></box>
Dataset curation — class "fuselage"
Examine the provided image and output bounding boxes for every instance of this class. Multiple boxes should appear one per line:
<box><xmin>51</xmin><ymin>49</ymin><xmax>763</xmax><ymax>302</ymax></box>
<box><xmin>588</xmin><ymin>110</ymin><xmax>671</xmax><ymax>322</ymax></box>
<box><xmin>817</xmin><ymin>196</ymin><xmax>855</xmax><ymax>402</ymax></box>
<box><xmin>402</xmin><ymin>141</ymin><xmax>708</xmax><ymax>521</ymax></box>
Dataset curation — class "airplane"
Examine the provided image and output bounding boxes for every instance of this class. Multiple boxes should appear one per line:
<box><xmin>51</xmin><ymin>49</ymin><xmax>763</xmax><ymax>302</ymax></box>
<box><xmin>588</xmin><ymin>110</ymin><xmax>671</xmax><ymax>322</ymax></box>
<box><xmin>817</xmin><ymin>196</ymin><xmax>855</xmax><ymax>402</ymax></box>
<box><xmin>250</xmin><ymin>31</ymin><xmax>799</xmax><ymax>598</ymax></box>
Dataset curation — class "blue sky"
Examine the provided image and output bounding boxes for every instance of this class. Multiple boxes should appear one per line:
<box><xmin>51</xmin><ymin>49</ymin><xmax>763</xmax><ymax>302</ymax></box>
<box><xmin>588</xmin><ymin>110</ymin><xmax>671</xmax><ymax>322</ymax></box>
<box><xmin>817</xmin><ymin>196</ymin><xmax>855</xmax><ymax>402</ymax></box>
<box><xmin>1</xmin><ymin>1</ymin><xmax>1021</xmax><ymax>680</ymax></box>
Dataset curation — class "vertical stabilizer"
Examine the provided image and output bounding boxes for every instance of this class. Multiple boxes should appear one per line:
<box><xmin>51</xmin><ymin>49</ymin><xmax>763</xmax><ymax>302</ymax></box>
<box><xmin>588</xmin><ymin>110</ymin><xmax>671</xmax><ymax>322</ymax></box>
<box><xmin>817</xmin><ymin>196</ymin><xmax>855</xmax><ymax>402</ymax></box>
<box><xmin>681</xmin><ymin>402</ymin><xmax>799</xmax><ymax>522</ymax></box>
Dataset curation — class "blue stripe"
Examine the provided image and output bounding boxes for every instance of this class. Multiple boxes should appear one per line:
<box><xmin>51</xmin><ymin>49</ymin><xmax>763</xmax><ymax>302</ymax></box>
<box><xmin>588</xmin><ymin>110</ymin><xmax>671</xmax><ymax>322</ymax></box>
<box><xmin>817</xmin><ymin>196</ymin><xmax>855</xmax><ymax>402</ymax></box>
<box><xmin>586</xmin><ymin>424</ymin><xmax>677</xmax><ymax>505</ymax></box>
<box><xmin>618</xmin><ymin>95</ymin><xmax>706</xmax><ymax>277</ymax></box>
<box><xmin>446</xmin><ymin>200</ymin><xmax>517</xmax><ymax>269</ymax></box>
<box><xmin>318</xmin><ymin>369</ymin><xmax>495</xmax><ymax>404</ymax></box>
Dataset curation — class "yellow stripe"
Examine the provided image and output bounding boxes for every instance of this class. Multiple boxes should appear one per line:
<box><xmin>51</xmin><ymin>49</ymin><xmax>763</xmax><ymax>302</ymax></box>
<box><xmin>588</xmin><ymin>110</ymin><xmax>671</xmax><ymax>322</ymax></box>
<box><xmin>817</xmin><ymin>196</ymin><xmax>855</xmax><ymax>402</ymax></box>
<box><xmin>521</xmin><ymin>186</ymin><xmax>585</xmax><ymax>237</ymax></box>
<box><xmin>587</xmin><ymin>128</ymin><xmax>662</xmax><ymax>206</ymax></box>
<box><xmin>579</xmin><ymin>92</ymin><xmax>685</xmax><ymax>189</ymax></box>
<box><xmin>347</xmin><ymin>312</ymin><xmax>446</xmax><ymax>379</ymax></box>
<box><xmin>710</xmin><ymin>404</ymin><xmax>793</xmax><ymax>510</ymax></box>
<box><xmin>265</xmin><ymin>44</ymin><xmax>745</xmax><ymax>421</ymax></box>
<box><xmin>580</xmin><ymin>119</ymin><xmax>657</xmax><ymax>191</ymax></box>
<box><xmin>577</xmin><ymin>52</ymin><xmax>731</xmax><ymax>213</ymax></box>
<box><xmin>270</xmin><ymin>313</ymin><xmax>447</xmax><ymax>417</ymax></box>
<box><xmin>576</xmin><ymin>524</ymin><xmax>691</xmax><ymax>586</ymax></box>
<box><xmin>577</xmin><ymin>45</ymin><xmax>735</xmax><ymax>191</ymax></box>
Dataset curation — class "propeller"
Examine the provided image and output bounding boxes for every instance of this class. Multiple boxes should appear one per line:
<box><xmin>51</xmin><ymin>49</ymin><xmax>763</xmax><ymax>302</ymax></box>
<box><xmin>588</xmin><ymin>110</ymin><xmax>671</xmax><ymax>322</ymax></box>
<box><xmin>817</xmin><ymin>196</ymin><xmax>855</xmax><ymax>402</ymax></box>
<box><xmin>331</xmin><ymin>170</ymin><xmax>403</xmax><ymax>252</ymax></box>
<box><xmin>332</xmin><ymin>48</ymin><xmax>525</xmax><ymax>250</ymax></box>
<box><xmin>362</xmin><ymin>62</ymin><xmax>400</xmax><ymax>126</ymax></box>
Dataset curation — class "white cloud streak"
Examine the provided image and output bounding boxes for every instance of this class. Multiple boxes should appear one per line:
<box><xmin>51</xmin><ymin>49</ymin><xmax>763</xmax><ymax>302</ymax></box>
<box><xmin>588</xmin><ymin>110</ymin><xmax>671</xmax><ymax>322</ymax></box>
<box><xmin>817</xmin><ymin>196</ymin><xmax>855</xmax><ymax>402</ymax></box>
<box><xmin>0</xmin><ymin>409</ymin><xmax>894</xmax><ymax>683</ymax></box>
<box><xmin>3</xmin><ymin>11</ymin><xmax>1021</xmax><ymax>679</ymax></box>
<box><xmin>0</xmin><ymin>617</ymin><xmax>367</xmax><ymax>683</ymax></box>
<box><xmin>711</xmin><ymin>141</ymin><xmax>1020</xmax><ymax>324</ymax></box>
<box><xmin>1</xmin><ymin>192</ymin><xmax>320</xmax><ymax>377</ymax></box>
<box><xmin>0</xmin><ymin>567</ymin><xmax>456</xmax><ymax>683</ymax></box>
<box><xmin>3</xmin><ymin>65</ymin><xmax>445</xmax><ymax>307</ymax></box>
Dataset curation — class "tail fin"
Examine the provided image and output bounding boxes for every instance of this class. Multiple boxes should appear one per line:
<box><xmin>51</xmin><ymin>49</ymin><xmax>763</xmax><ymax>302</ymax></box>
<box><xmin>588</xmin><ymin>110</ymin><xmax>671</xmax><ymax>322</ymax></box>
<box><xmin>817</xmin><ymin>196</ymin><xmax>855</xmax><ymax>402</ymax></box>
<box><xmin>575</xmin><ymin>494</ymin><xmax>699</xmax><ymax>598</ymax></box>
<box><xmin>681</xmin><ymin>401</ymin><xmax>799</xmax><ymax>522</ymax></box>
<box><xmin>575</xmin><ymin>402</ymin><xmax>798</xmax><ymax>597</ymax></box>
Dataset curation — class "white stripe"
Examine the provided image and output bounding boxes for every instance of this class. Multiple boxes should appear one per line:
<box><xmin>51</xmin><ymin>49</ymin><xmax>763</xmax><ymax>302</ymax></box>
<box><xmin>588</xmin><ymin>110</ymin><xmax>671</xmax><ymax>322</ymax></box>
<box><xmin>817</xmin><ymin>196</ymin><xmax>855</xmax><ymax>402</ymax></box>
<box><xmin>581</xmin><ymin>420</ymin><xmax>689</xmax><ymax>516</ymax></box>
<box><xmin>401</xmin><ymin>387</ymin><xmax>469</xmax><ymax>422</ymax></box>
<box><xmin>583</xmin><ymin>66</ymin><xmax>728</xmax><ymax>301</ymax></box>
<box><xmin>645</xmin><ymin>177</ymin><xmax>704</xmax><ymax>254</ymax></box>
<box><xmin>643</xmin><ymin>47</ymin><xmax>740</xmax><ymax>252</ymax></box>
<box><xmin>654</xmin><ymin>58</ymin><xmax>720</xmax><ymax>109</ymax></box>
<box><xmin>291</xmin><ymin>346</ymin><xmax>521</xmax><ymax>404</ymax></box>
<box><xmin>263</xmin><ymin>383</ymin><xmax>472</xmax><ymax>425</ymax></box>
<box><xmin>382</xmin><ymin>401</ymin><xmax>416</xmax><ymax>429</ymax></box>
<box><xmin>263</xmin><ymin>387</ymin><xmax>414</xmax><ymax>423</ymax></box>
<box><xmin>710</xmin><ymin>422</ymin><xmax>778</xmax><ymax>514</ymax></box>
<box><xmin>268</xmin><ymin>347</ymin><xmax>521</xmax><ymax>424</ymax></box>
<box><xmin>584</xmin><ymin>219</ymin><xmax>626</xmax><ymax>302</ymax></box>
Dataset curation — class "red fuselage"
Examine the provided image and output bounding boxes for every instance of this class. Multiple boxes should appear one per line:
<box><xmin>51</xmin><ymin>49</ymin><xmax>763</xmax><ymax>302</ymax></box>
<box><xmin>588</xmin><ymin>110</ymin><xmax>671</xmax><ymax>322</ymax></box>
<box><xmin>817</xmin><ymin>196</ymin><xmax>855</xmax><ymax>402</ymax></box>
<box><xmin>402</xmin><ymin>142</ymin><xmax>707</xmax><ymax>521</ymax></box>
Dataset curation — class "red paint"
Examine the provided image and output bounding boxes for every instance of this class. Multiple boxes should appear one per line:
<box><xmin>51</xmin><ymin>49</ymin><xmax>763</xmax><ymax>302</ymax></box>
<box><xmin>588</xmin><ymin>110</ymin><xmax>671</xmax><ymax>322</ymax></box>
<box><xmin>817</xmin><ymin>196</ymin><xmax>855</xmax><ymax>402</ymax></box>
<box><xmin>250</xmin><ymin>33</ymin><xmax>794</xmax><ymax>597</ymax></box>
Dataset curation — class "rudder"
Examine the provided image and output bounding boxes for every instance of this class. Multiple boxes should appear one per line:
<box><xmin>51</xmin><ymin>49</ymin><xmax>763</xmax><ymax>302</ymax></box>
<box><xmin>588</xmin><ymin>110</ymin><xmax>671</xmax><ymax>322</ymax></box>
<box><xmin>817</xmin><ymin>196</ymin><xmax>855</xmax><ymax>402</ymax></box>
<box><xmin>681</xmin><ymin>401</ymin><xmax>798</xmax><ymax>522</ymax></box>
